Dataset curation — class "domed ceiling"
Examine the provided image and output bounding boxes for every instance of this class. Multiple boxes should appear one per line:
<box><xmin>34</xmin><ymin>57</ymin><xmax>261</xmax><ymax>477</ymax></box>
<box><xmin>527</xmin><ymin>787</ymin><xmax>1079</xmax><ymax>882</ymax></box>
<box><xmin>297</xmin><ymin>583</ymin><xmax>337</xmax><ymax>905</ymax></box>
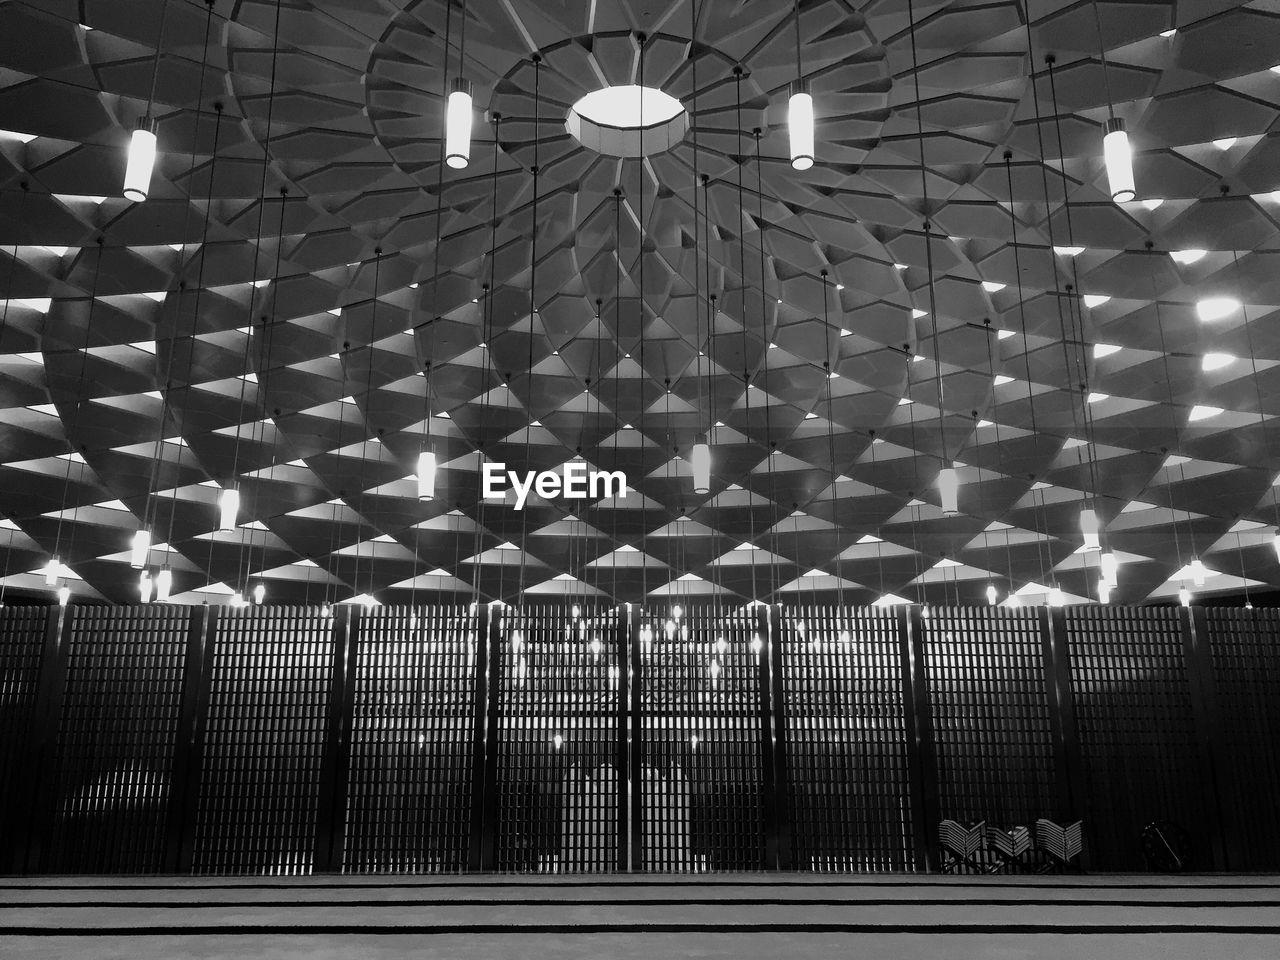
<box><xmin>2</xmin><ymin>0</ymin><xmax>1280</xmax><ymax>607</ymax></box>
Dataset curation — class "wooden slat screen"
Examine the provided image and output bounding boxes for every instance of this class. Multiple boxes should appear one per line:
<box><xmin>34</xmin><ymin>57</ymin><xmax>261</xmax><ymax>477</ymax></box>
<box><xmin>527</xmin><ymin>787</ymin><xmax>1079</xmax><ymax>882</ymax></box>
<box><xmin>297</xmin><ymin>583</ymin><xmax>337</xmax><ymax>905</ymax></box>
<box><xmin>923</xmin><ymin>606</ymin><xmax>1056</xmax><ymax>829</ymax></box>
<box><xmin>1201</xmin><ymin>607</ymin><xmax>1280</xmax><ymax>871</ymax></box>
<box><xmin>639</xmin><ymin>604</ymin><xmax>765</xmax><ymax>871</ymax></box>
<box><xmin>780</xmin><ymin>605</ymin><xmax>915</xmax><ymax>871</ymax></box>
<box><xmin>343</xmin><ymin>604</ymin><xmax>476</xmax><ymax>872</ymax></box>
<box><xmin>493</xmin><ymin>605</ymin><xmax>621</xmax><ymax>872</ymax></box>
<box><xmin>0</xmin><ymin>606</ymin><xmax>50</xmax><ymax>869</ymax></box>
<box><xmin>192</xmin><ymin>606</ymin><xmax>333</xmax><ymax>875</ymax></box>
<box><xmin>1064</xmin><ymin>606</ymin><xmax>1204</xmax><ymax>871</ymax></box>
<box><xmin>43</xmin><ymin>606</ymin><xmax>188</xmax><ymax>873</ymax></box>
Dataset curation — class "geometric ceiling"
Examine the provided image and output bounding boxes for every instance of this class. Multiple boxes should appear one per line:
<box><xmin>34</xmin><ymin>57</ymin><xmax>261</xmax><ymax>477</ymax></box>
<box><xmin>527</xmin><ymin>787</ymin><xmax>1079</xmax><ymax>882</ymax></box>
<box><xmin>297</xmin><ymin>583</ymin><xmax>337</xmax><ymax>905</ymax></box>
<box><xmin>3</xmin><ymin>0</ymin><xmax>1280</xmax><ymax>607</ymax></box>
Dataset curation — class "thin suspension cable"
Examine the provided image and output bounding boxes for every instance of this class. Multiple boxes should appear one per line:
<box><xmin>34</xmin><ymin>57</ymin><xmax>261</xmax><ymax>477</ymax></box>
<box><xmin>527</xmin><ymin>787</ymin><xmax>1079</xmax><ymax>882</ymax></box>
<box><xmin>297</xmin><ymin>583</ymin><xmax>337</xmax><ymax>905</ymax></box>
<box><xmin>146</xmin><ymin>0</ymin><xmax>171</xmax><ymax>113</ymax></box>
<box><xmin>982</xmin><ymin>317</ymin><xmax>1017</xmax><ymax>598</ymax></box>
<box><xmin>179</xmin><ymin>102</ymin><xmax>224</xmax><ymax>592</ymax></box>
<box><xmin>1147</xmin><ymin>242</ymin><xmax>1190</xmax><ymax>576</ymax></box>
<box><xmin>227</xmin><ymin>0</ymin><xmax>284</xmax><ymax>496</ymax></box>
<box><xmin>143</xmin><ymin>0</ymin><xmax>217</xmax><ymax>559</ymax></box>
<box><xmin>1003</xmin><ymin>152</ymin><xmax>1050</xmax><ymax>594</ymax></box>
<box><xmin>56</xmin><ymin>237</ymin><xmax>105</xmax><ymax>575</ymax></box>
<box><xmin>821</xmin><ymin>269</ymin><xmax>841</xmax><ymax>608</ymax></box>
<box><xmin>1089</xmin><ymin>0</ymin><xmax>1117</xmax><ymax>116</ymax></box>
<box><xmin>753</xmin><ymin>125</ymin><xmax>780</xmax><ymax>605</ymax></box>
<box><xmin>517</xmin><ymin>54</ymin><xmax>541</xmax><ymax>603</ymax></box>
<box><xmin>731</xmin><ymin>67</ymin><xmax>757</xmax><ymax>605</ymax></box>
<box><xmin>238</xmin><ymin>188</ymin><xmax>289</xmax><ymax>599</ymax></box>
<box><xmin>1230</xmin><ymin>246</ymin><xmax>1280</xmax><ymax>533</ymax></box>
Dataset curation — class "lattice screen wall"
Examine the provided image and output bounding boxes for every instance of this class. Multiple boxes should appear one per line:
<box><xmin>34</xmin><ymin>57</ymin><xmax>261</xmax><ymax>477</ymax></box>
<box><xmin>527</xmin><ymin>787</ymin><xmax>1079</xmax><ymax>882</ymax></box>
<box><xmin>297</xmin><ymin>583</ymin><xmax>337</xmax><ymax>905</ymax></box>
<box><xmin>0</xmin><ymin>602</ymin><xmax>1277</xmax><ymax>875</ymax></box>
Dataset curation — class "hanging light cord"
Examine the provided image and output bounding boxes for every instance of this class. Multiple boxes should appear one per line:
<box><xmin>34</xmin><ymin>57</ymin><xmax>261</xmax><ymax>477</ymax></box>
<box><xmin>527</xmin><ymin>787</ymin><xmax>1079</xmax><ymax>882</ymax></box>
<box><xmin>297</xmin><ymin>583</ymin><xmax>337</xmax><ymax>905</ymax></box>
<box><xmin>1089</xmin><ymin>0</ymin><xmax>1117</xmax><ymax>117</ymax></box>
<box><xmin>821</xmin><ymin>269</ymin><xmax>841</xmax><ymax>608</ymax></box>
<box><xmin>753</xmin><ymin>126</ymin><xmax>782</xmax><ymax>604</ymax></box>
<box><xmin>55</xmin><ymin>237</ymin><xmax>105</xmax><ymax>576</ymax></box>
<box><xmin>516</xmin><ymin>54</ymin><xmax>541</xmax><ymax>603</ymax></box>
<box><xmin>1231</xmin><ymin>247</ymin><xmax>1280</xmax><ymax>535</ymax></box>
<box><xmin>731</xmin><ymin>68</ymin><xmax>757</xmax><ymax>605</ymax></box>
<box><xmin>1147</xmin><ymin>242</ymin><xmax>1190</xmax><ymax>575</ymax></box>
<box><xmin>238</xmin><ymin>188</ymin><xmax>289</xmax><ymax>598</ymax></box>
<box><xmin>145</xmin><ymin>0</ymin><xmax>171</xmax><ymax>117</ymax></box>
<box><xmin>982</xmin><ymin>318</ymin><xmax>1018</xmax><ymax>596</ymax></box>
<box><xmin>1043</xmin><ymin>53</ymin><xmax>1105</xmax><ymax>562</ymax></box>
<box><xmin>358</xmin><ymin>251</ymin><xmax>383</xmax><ymax>599</ymax></box>
<box><xmin>1002</xmin><ymin>152</ymin><xmax>1051</xmax><ymax>593</ymax></box>
<box><xmin>906</xmin><ymin>0</ymin><xmax>948</xmax><ymax>478</ymax></box>
<box><xmin>143</xmin><ymin>0</ymin><xmax>217</xmax><ymax>585</ymax></box>
<box><xmin>227</xmin><ymin>0</ymin><xmax>284</xmax><ymax>501</ymax></box>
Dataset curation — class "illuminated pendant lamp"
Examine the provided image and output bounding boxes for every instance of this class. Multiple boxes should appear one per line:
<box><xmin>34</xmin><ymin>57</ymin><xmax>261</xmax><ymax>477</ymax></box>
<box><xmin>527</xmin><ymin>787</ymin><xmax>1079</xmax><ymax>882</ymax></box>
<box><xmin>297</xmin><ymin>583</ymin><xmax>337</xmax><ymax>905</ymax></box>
<box><xmin>691</xmin><ymin>39</ymin><xmax>712</xmax><ymax>497</ymax></box>
<box><xmin>938</xmin><ymin>463</ymin><xmax>959</xmax><ymax>516</ymax></box>
<box><xmin>787</xmin><ymin>0</ymin><xmax>814</xmax><ymax>170</ymax></box>
<box><xmin>1079</xmin><ymin>508</ymin><xmax>1101</xmax><ymax>551</ymax></box>
<box><xmin>218</xmin><ymin>486</ymin><xmax>240</xmax><ymax>531</ymax></box>
<box><xmin>1090</xmin><ymin>1</ymin><xmax>1135</xmax><ymax>202</ymax></box>
<box><xmin>123</xmin><ymin>1</ymin><xmax>170</xmax><ymax>201</ymax></box>
<box><xmin>417</xmin><ymin>449</ymin><xmax>438</xmax><ymax>501</ymax></box>
<box><xmin>130</xmin><ymin>527</ymin><xmax>152</xmax><ymax>569</ymax></box>
<box><xmin>444</xmin><ymin>1</ymin><xmax>473</xmax><ymax>169</ymax></box>
<box><xmin>253</xmin><ymin>581</ymin><xmax>266</xmax><ymax>605</ymax></box>
<box><xmin>139</xmin><ymin>570</ymin><xmax>153</xmax><ymax>603</ymax></box>
<box><xmin>1100</xmin><ymin>550</ymin><xmax>1119</xmax><ymax>588</ymax></box>
<box><xmin>58</xmin><ymin>584</ymin><xmax>71</xmax><ymax>607</ymax></box>
<box><xmin>986</xmin><ymin>582</ymin><xmax>998</xmax><ymax>606</ymax></box>
<box><xmin>44</xmin><ymin>557</ymin><xmax>60</xmax><ymax>587</ymax></box>
<box><xmin>155</xmin><ymin>566</ymin><xmax>173</xmax><ymax>602</ymax></box>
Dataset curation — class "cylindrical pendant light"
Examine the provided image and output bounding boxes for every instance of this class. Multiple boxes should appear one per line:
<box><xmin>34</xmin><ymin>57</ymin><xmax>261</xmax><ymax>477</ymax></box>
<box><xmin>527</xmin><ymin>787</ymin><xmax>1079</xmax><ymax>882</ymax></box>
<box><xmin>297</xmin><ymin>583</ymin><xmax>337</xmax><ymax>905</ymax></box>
<box><xmin>124</xmin><ymin>118</ymin><xmax>159</xmax><ymax>202</ymax></box>
<box><xmin>1102</xmin><ymin>117</ymin><xmax>1135</xmax><ymax>203</ymax></box>
<box><xmin>253</xmin><ymin>581</ymin><xmax>266</xmax><ymax>605</ymax></box>
<box><xmin>1190</xmin><ymin>557</ymin><xmax>1206</xmax><ymax>587</ymax></box>
<box><xmin>1097</xmin><ymin>578</ymin><xmax>1110</xmax><ymax>604</ymax></box>
<box><xmin>1179</xmin><ymin>586</ymin><xmax>1191</xmax><ymax>607</ymax></box>
<box><xmin>219</xmin><ymin>486</ymin><xmax>240</xmax><ymax>531</ymax></box>
<box><xmin>122</xmin><ymin>1</ymin><xmax>169</xmax><ymax>201</ymax></box>
<box><xmin>788</xmin><ymin>81</ymin><xmax>814</xmax><ymax>171</ymax></box>
<box><xmin>417</xmin><ymin>449</ymin><xmax>438</xmax><ymax>501</ymax></box>
<box><xmin>44</xmin><ymin>557</ymin><xmax>60</xmax><ymax>586</ymax></box>
<box><xmin>938</xmin><ymin>463</ymin><xmax>959</xmax><ymax>515</ymax></box>
<box><xmin>445</xmin><ymin>78</ymin><xmax>473</xmax><ymax>169</ymax></box>
<box><xmin>130</xmin><ymin>527</ymin><xmax>152</xmax><ymax>569</ymax></box>
<box><xmin>139</xmin><ymin>570</ymin><xmax>153</xmax><ymax>603</ymax></box>
<box><xmin>1100</xmin><ymin>550</ymin><xmax>1118</xmax><ymax>588</ymax></box>
<box><xmin>1079</xmin><ymin>508</ymin><xmax>1101</xmax><ymax>551</ymax></box>
<box><xmin>985</xmin><ymin>582</ymin><xmax>998</xmax><ymax>606</ymax></box>
<box><xmin>57</xmin><ymin>584</ymin><xmax>70</xmax><ymax>606</ymax></box>
<box><xmin>691</xmin><ymin>439</ymin><xmax>711</xmax><ymax>494</ymax></box>
<box><xmin>155</xmin><ymin>566</ymin><xmax>172</xmax><ymax>602</ymax></box>
<box><xmin>1048</xmin><ymin>585</ymin><xmax>1064</xmax><ymax>607</ymax></box>
<box><xmin>1273</xmin><ymin>531</ymin><xmax>1280</xmax><ymax>564</ymax></box>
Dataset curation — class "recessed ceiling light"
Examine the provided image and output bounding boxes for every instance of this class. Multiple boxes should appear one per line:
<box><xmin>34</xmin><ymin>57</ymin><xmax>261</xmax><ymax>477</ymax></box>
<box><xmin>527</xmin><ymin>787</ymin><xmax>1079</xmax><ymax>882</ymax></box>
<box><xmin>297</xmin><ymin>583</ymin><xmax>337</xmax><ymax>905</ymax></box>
<box><xmin>1170</xmin><ymin>249</ymin><xmax>1206</xmax><ymax>265</ymax></box>
<box><xmin>1196</xmin><ymin>297</ymin><xmax>1240</xmax><ymax>322</ymax></box>
<box><xmin>1213</xmin><ymin>137</ymin><xmax>1237</xmax><ymax>151</ymax></box>
<box><xmin>1202</xmin><ymin>353</ymin><xmax>1235</xmax><ymax>371</ymax></box>
<box><xmin>1093</xmin><ymin>343</ymin><xmax>1121</xmax><ymax>358</ymax></box>
<box><xmin>1188</xmin><ymin>404</ymin><xmax>1223</xmax><ymax>422</ymax></box>
<box><xmin>1054</xmin><ymin>246</ymin><xmax>1085</xmax><ymax>256</ymax></box>
<box><xmin>1083</xmin><ymin>295</ymin><xmax>1110</xmax><ymax>308</ymax></box>
<box><xmin>981</xmin><ymin>281</ymin><xmax>1006</xmax><ymax>293</ymax></box>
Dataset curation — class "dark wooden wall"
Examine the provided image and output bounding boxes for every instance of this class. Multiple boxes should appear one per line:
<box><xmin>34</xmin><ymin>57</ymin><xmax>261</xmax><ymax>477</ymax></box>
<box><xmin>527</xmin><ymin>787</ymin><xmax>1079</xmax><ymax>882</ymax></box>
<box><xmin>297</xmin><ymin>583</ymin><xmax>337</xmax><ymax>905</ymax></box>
<box><xmin>0</xmin><ymin>601</ymin><xmax>1276</xmax><ymax>875</ymax></box>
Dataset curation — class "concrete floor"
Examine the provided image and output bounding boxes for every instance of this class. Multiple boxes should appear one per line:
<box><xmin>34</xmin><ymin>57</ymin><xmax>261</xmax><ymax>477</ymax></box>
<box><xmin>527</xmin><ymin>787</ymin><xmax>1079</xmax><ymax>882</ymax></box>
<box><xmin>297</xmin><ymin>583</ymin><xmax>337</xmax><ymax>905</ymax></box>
<box><xmin>1</xmin><ymin>873</ymin><xmax>1277</xmax><ymax>959</ymax></box>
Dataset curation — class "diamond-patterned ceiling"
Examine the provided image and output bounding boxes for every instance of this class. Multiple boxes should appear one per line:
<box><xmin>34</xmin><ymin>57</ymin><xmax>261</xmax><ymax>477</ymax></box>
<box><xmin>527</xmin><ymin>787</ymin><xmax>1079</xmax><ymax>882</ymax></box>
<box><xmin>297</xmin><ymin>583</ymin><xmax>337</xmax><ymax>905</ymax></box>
<box><xmin>2</xmin><ymin>0</ymin><xmax>1280</xmax><ymax>607</ymax></box>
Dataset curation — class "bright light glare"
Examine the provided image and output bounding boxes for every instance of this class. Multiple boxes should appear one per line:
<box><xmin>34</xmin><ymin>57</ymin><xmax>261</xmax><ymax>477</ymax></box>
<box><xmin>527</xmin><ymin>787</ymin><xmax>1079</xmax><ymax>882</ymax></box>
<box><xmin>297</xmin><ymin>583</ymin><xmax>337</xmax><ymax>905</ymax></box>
<box><xmin>1196</xmin><ymin>297</ymin><xmax>1240</xmax><ymax>322</ymax></box>
<box><xmin>1201</xmin><ymin>353</ymin><xmax>1234</xmax><ymax>372</ymax></box>
<box><xmin>573</xmin><ymin>85</ymin><xmax>683</xmax><ymax>129</ymax></box>
<box><xmin>1170</xmin><ymin>249</ymin><xmax>1206</xmax><ymax>265</ymax></box>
